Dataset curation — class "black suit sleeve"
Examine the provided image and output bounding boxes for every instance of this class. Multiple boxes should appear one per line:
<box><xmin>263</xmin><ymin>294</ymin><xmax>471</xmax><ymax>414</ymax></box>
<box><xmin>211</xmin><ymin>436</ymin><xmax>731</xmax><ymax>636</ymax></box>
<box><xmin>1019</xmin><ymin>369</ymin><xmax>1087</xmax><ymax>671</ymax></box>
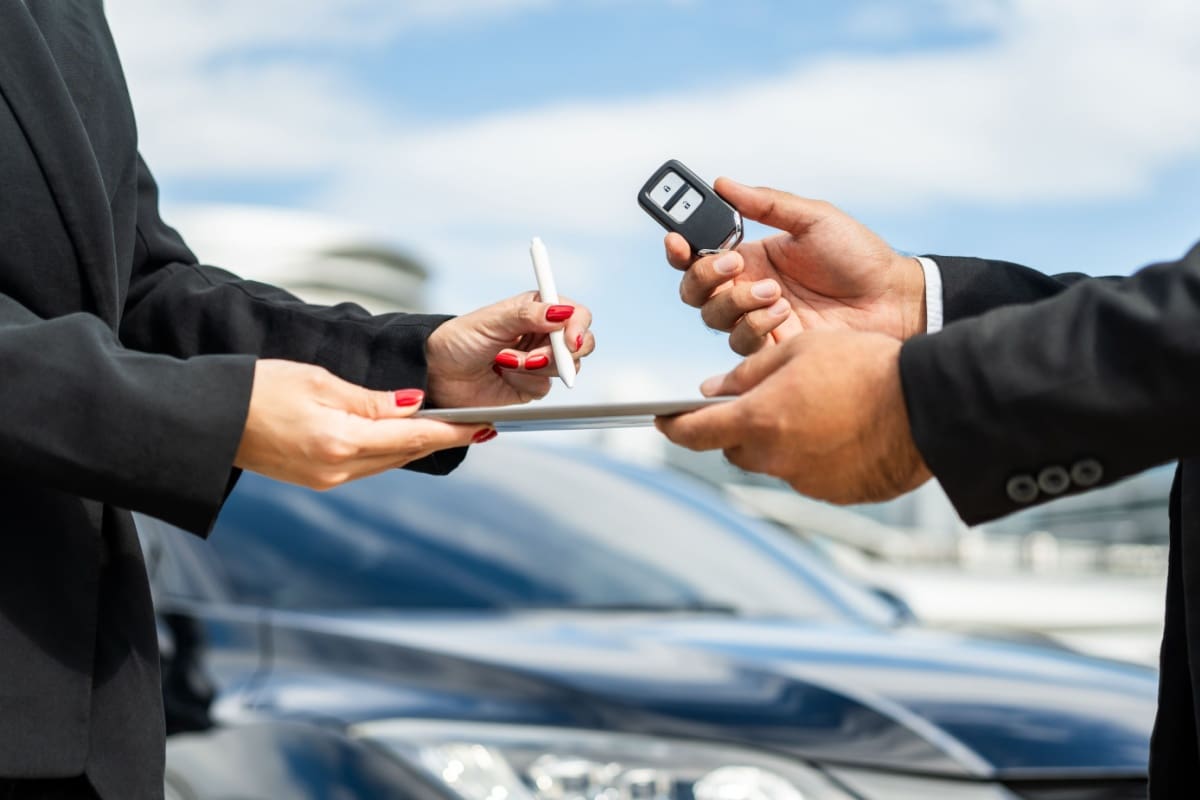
<box><xmin>931</xmin><ymin>254</ymin><xmax>1093</xmax><ymax>324</ymax></box>
<box><xmin>119</xmin><ymin>155</ymin><xmax>467</xmax><ymax>478</ymax></box>
<box><xmin>0</xmin><ymin>291</ymin><xmax>256</xmax><ymax>535</ymax></box>
<box><xmin>900</xmin><ymin>242</ymin><xmax>1200</xmax><ymax>525</ymax></box>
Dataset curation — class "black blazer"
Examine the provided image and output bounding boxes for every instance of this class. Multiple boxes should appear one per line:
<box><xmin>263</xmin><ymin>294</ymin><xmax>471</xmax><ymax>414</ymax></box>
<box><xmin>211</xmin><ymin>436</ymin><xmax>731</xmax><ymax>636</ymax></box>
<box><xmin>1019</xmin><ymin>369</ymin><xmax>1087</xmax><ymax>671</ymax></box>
<box><xmin>900</xmin><ymin>245</ymin><xmax>1200</xmax><ymax>794</ymax></box>
<box><xmin>0</xmin><ymin>3</ymin><xmax>460</xmax><ymax>797</ymax></box>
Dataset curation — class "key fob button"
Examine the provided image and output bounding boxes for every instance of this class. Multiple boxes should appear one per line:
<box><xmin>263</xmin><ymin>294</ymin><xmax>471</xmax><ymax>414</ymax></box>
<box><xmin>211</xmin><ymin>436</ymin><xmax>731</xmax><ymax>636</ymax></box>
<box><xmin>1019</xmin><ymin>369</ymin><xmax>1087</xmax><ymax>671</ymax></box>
<box><xmin>647</xmin><ymin>171</ymin><xmax>689</xmax><ymax>209</ymax></box>
<box><xmin>667</xmin><ymin>187</ymin><xmax>704</xmax><ymax>223</ymax></box>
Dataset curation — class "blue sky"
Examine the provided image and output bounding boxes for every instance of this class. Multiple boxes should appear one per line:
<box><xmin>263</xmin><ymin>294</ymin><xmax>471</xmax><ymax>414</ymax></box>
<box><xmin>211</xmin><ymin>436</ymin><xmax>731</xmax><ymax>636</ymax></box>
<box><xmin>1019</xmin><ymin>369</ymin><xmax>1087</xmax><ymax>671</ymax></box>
<box><xmin>107</xmin><ymin>0</ymin><xmax>1200</xmax><ymax>407</ymax></box>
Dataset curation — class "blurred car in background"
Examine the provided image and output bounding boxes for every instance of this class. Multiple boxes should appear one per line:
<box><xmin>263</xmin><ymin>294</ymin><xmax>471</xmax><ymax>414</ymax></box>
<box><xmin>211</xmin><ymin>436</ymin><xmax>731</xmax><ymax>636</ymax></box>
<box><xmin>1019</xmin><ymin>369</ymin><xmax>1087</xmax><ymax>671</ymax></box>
<box><xmin>724</xmin><ymin>483</ymin><xmax>1167</xmax><ymax>667</ymax></box>
<box><xmin>140</xmin><ymin>444</ymin><xmax>1156</xmax><ymax>800</ymax></box>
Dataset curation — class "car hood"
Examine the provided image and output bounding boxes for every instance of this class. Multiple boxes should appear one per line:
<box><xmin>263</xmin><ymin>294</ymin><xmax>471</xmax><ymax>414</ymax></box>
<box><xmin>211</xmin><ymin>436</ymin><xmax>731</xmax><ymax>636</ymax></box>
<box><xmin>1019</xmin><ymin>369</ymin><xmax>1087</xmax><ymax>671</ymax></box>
<box><xmin>259</xmin><ymin>611</ymin><xmax>1155</xmax><ymax>780</ymax></box>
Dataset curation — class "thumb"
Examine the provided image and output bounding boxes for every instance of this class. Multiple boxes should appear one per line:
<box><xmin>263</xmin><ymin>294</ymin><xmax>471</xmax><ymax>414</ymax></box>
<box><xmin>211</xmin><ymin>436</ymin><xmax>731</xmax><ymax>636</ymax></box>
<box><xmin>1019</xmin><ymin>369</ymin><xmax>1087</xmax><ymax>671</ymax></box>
<box><xmin>317</xmin><ymin>370</ymin><xmax>426</xmax><ymax>420</ymax></box>
<box><xmin>699</xmin><ymin>339</ymin><xmax>795</xmax><ymax>397</ymax></box>
<box><xmin>715</xmin><ymin>177</ymin><xmax>833</xmax><ymax>235</ymax></box>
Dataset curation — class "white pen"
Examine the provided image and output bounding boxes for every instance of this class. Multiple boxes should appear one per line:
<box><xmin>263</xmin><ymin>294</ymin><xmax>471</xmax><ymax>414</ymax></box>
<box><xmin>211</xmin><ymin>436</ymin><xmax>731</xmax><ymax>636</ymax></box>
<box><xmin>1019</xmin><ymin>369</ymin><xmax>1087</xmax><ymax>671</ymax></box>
<box><xmin>529</xmin><ymin>236</ymin><xmax>576</xmax><ymax>389</ymax></box>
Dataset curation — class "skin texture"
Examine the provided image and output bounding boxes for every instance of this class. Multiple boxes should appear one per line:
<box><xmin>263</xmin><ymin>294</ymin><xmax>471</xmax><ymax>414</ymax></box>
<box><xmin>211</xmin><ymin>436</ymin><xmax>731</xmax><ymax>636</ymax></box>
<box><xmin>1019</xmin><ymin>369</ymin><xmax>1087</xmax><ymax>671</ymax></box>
<box><xmin>656</xmin><ymin>331</ymin><xmax>932</xmax><ymax>504</ymax></box>
<box><xmin>661</xmin><ymin>179</ymin><xmax>933</xmax><ymax>505</ymax></box>
<box><xmin>665</xmin><ymin>178</ymin><xmax>927</xmax><ymax>354</ymax></box>
<box><xmin>425</xmin><ymin>291</ymin><xmax>594</xmax><ymax>406</ymax></box>
<box><xmin>235</xmin><ymin>293</ymin><xmax>594</xmax><ymax>490</ymax></box>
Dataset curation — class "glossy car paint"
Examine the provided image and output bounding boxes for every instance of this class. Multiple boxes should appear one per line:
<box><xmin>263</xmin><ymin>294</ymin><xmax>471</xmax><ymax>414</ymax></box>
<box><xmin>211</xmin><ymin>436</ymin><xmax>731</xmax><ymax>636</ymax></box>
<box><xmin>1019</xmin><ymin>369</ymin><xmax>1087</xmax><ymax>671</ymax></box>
<box><xmin>140</xmin><ymin>445</ymin><xmax>1156</xmax><ymax>798</ymax></box>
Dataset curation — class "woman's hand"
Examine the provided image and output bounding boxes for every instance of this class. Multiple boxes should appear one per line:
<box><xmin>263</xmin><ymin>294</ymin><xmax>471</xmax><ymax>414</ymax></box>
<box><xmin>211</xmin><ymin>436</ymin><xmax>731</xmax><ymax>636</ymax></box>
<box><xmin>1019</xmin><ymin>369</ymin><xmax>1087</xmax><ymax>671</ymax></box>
<box><xmin>424</xmin><ymin>291</ymin><xmax>595</xmax><ymax>408</ymax></box>
<box><xmin>234</xmin><ymin>360</ymin><xmax>494</xmax><ymax>490</ymax></box>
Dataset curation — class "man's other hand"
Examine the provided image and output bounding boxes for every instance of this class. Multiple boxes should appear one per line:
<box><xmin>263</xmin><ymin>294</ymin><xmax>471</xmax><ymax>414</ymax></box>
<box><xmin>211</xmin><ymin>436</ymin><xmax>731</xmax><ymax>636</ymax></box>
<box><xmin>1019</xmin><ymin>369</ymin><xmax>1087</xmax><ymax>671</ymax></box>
<box><xmin>656</xmin><ymin>331</ymin><xmax>932</xmax><ymax>504</ymax></box>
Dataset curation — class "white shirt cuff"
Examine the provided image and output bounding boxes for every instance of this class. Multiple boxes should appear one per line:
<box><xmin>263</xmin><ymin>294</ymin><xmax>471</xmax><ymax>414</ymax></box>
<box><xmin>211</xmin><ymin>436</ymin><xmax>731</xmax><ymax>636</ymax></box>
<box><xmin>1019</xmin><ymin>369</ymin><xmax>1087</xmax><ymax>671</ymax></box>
<box><xmin>916</xmin><ymin>256</ymin><xmax>944</xmax><ymax>334</ymax></box>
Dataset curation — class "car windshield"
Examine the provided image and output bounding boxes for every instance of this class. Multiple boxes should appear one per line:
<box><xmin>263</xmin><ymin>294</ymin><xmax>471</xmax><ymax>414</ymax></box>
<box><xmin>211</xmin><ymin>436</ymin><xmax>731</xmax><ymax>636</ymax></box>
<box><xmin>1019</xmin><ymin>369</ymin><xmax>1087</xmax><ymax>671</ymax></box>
<box><xmin>167</xmin><ymin>445</ymin><xmax>893</xmax><ymax>624</ymax></box>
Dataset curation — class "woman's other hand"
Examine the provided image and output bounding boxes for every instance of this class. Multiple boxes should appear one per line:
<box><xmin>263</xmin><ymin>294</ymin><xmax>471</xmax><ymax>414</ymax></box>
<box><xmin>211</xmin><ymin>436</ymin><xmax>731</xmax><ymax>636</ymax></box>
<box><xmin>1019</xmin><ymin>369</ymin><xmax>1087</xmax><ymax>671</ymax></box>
<box><xmin>424</xmin><ymin>291</ymin><xmax>595</xmax><ymax>407</ymax></box>
<box><xmin>234</xmin><ymin>360</ymin><xmax>494</xmax><ymax>490</ymax></box>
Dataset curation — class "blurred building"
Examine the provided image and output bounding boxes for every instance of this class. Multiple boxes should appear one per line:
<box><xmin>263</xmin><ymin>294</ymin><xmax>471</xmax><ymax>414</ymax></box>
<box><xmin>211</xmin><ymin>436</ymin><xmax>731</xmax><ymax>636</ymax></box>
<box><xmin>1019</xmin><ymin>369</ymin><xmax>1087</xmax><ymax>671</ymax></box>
<box><xmin>169</xmin><ymin>204</ymin><xmax>429</xmax><ymax>314</ymax></box>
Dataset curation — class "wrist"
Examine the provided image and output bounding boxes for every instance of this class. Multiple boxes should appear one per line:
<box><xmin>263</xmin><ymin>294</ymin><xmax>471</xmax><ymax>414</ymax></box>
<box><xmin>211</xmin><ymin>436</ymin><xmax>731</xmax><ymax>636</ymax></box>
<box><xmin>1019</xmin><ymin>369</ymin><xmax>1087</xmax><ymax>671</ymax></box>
<box><xmin>872</xmin><ymin>338</ymin><xmax>932</xmax><ymax>495</ymax></box>
<box><xmin>891</xmin><ymin>253</ymin><xmax>928</xmax><ymax>340</ymax></box>
<box><xmin>422</xmin><ymin>321</ymin><xmax>454</xmax><ymax>405</ymax></box>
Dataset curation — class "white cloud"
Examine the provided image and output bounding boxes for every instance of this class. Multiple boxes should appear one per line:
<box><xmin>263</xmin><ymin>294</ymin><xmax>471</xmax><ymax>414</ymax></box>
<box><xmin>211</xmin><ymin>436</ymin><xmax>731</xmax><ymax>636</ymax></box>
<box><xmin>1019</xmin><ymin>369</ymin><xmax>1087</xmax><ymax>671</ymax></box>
<box><xmin>113</xmin><ymin>0</ymin><xmax>1200</xmax><ymax>231</ymax></box>
<box><xmin>106</xmin><ymin>0</ymin><xmax>550</xmax><ymax>65</ymax></box>
<box><xmin>323</xmin><ymin>0</ymin><xmax>1200</xmax><ymax>241</ymax></box>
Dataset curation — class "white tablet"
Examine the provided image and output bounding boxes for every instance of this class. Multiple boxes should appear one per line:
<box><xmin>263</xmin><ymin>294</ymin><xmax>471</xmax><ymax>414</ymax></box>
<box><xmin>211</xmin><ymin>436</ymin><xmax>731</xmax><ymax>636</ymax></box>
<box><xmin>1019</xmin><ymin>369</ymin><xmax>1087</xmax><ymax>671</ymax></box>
<box><xmin>416</xmin><ymin>397</ymin><xmax>730</xmax><ymax>432</ymax></box>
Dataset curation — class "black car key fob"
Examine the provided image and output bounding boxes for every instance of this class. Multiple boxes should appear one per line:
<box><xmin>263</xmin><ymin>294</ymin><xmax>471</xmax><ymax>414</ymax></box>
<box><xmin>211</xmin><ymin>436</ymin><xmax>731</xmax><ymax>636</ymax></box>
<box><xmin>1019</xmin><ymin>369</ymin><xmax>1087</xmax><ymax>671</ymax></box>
<box><xmin>638</xmin><ymin>159</ymin><xmax>743</xmax><ymax>255</ymax></box>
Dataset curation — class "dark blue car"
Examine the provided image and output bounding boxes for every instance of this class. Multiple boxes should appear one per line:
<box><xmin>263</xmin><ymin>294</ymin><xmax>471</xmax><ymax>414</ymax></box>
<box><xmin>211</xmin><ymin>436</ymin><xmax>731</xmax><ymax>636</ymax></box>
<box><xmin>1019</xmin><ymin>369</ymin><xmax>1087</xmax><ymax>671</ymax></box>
<box><xmin>139</xmin><ymin>444</ymin><xmax>1155</xmax><ymax>800</ymax></box>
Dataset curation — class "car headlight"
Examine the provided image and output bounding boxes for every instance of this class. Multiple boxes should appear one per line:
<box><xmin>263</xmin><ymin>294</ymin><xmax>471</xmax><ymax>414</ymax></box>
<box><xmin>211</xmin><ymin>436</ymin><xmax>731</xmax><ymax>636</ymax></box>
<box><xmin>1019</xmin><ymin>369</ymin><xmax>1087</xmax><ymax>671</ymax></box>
<box><xmin>349</xmin><ymin>720</ymin><xmax>854</xmax><ymax>800</ymax></box>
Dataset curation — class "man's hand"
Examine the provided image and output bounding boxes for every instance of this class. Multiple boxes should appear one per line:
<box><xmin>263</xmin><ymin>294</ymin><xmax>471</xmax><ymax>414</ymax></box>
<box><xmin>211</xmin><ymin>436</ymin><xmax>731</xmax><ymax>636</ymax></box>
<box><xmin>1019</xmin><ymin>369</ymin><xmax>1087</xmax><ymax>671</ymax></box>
<box><xmin>234</xmin><ymin>360</ymin><xmax>493</xmax><ymax>490</ymax></box>
<box><xmin>425</xmin><ymin>292</ymin><xmax>595</xmax><ymax>408</ymax></box>
<box><xmin>666</xmin><ymin>179</ymin><xmax>927</xmax><ymax>355</ymax></box>
<box><xmin>656</xmin><ymin>331</ymin><xmax>931</xmax><ymax>504</ymax></box>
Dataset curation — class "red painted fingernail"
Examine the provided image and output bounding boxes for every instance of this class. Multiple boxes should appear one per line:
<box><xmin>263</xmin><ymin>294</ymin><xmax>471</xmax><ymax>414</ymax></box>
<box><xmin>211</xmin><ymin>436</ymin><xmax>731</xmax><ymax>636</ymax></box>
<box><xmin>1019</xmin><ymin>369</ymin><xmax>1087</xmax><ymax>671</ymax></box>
<box><xmin>524</xmin><ymin>354</ymin><xmax>549</xmax><ymax>370</ymax></box>
<box><xmin>472</xmin><ymin>428</ymin><xmax>498</xmax><ymax>444</ymax></box>
<box><xmin>546</xmin><ymin>305</ymin><xmax>575</xmax><ymax>322</ymax></box>
<box><xmin>575</xmin><ymin>334</ymin><xmax>584</xmax><ymax>350</ymax></box>
<box><xmin>394</xmin><ymin>389</ymin><xmax>425</xmax><ymax>407</ymax></box>
<box><xmin>494</xmin><ymin>353</ymin><xmax>520</xmax><ymax>369</ymax></box>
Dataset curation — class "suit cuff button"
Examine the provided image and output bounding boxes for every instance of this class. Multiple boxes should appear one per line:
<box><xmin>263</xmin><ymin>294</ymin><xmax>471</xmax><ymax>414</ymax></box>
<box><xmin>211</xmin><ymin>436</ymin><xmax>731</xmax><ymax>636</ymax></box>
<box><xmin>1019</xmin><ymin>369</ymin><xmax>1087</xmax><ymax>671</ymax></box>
<box><xmin>1037</xmin><ymin>465</ymin><xmax>1071</xmax><ymax>496</ymax></box>
<box><xmin>1006</xmin><ymin>474</ymin><xmax>1040</xmax><ymax>504</ymax></box>
<box><xmin>1070</xmin><ymin>458</ymin><xmax>1104</xmax><ymax>488</ymax></box>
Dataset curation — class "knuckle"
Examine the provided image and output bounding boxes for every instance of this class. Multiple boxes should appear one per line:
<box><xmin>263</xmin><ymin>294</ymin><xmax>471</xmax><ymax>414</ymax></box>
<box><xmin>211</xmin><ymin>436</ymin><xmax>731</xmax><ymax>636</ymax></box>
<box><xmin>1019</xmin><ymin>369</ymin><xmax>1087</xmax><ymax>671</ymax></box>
<box><xmin>679</xmin><ymin>276</ymin><xmax>703</xmax><ymax>308</ymax></box>
<box><xmin>308</xmin><ymin>471</ymin><xmax>343</xmax><ymax>492</ymax></box>
<box><xmin>313</xmin><ymin>430</ymin><xmax>356</xmax><ymax>464</ymax></box>
<box><xmin>405</xmin><ymin>431</ymin><xmax>431</xmax><ymax>454</ymax></box>
<box><xmin>724</xmin><ymin>446</ymin><xmax>752</xmax><ymax>472</ymax></box>
<box><xmin>730</xmin><ymin>330</ymin><xmax>762</xmax><ymax>357</ymax></box>
<box><xmin>741</xmin><ymin>309</ymin><xmax>771</xmax><ymax>337</ymax></box>
<box><xmin>308</xmin><ymin>366</ymin><xmax>336</xmax><ymax>391</ymax></box>
<box><xmin>699</xmin><ymin>301</ymin><xmax>730</xmax><ymax>332</ymax></box>
<box><xmin>678</xmin><ymin>278</ymin><xmax>692</xmax><ymax>305</ymax></box>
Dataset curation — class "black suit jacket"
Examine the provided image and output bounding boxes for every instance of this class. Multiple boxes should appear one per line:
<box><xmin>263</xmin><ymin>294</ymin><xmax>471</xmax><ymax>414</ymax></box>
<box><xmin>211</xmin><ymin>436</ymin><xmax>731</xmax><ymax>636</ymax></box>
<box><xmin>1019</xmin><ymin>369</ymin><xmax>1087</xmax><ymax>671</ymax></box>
<box><xmin>0</xmin><ymin>3</ymin><xmax>462</xmax><ymax>797</ymax></box>
<box><xmin>900</xmin><ymin>245</ymin><xmax>1200</xmax><ymax>795</ymax></box>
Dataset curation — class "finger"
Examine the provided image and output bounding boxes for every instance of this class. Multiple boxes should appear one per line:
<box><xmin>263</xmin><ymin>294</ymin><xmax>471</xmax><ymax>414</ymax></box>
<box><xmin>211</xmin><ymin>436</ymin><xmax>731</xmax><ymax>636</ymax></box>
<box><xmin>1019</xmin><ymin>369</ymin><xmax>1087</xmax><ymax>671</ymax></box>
<box><xmin>500</xmin><ymin>371</ymin><xmax>553</xmax><ymax>402</ymax></box>
<box><xmin>714</xmin><ymin>177</ymin><xmax>833</xmax><ymax>235</ymax></box>
<box><xmin>664</xmin><ymin>232</ymin><xmax>694</xmax><ymax>270</ymax></box>
<box><xmin>349</xmin><ymin>416</ymin><xmax>486</xmax><ymax>460</ymax></box>
<box><xmin>510</xmin><ymin>344</ymin><xmax>554</xmax><ymax>373</ymax></box>
<box><xmin>769</xmin><ymin>310</ymin><xmax>805</xmax><ymax>343</ymax></box>
<box><xmin>315</xmin><ymin>368</ymin><xmax>426</xmax><ymax>420</ymax></box>
<box><xmin>699</xmin><ymin>340</ymin><xmax>797</xmax><ymax>397</ymax></box>
<box><xmin>679</xmin><ymin>250</ymin><xmax>744</xmax><ymax>308</ymax></box>
<box><xmin>557</xmin><ymin>295</ymin><xmax>592</xmax><ymax>350</ymax></box>
<box><xmin>654</xmin><ymin>398</ymin><xmax>746</xmax><ymax>452</ymax></box>
<box><xmin>565</xmin><ymin>329</ymin><xmax>596</xmax><ymax>357</ymax></box>
<box><xmin>489</xmin><ymin>292</ymin><xmax>580</xmax><ymax>340</ymax></box>
<box><xmin>493</xmin><ymin>349</ymin><xmax>527</xmax><ymax>371</ymax></box>
<box><xmin>332</xmin><ymin>424</ymin><xmax>499</xmax><ymax>483</ymax></box>
<box><xmin>729</xmin><ymin>299</ymin><xmax>793</xmax><ymax>356</ymax></box>
<box><xmin>699</xmin><ymin>278</ymin><xmax>780</xmax><ymax>332</ymax></box>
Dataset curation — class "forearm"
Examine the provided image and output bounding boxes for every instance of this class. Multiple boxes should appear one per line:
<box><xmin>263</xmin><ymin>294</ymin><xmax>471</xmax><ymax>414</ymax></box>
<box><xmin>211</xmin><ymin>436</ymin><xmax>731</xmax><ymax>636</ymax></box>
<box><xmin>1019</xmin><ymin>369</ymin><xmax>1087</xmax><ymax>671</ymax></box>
<box><xmin>121</xmin><ymin>259</ymin><xmax>450</xmax><ymax>388</ymax></box>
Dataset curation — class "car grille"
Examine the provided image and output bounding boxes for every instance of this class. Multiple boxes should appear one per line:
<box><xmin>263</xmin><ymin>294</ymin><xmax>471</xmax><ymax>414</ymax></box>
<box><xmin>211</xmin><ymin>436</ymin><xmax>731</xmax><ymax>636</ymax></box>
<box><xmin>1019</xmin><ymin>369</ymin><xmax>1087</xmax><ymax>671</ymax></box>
<box><xmin>1005</xmin><ymin>778</ymin><xmax>1147</xmax><ymax>800</ymax></box>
